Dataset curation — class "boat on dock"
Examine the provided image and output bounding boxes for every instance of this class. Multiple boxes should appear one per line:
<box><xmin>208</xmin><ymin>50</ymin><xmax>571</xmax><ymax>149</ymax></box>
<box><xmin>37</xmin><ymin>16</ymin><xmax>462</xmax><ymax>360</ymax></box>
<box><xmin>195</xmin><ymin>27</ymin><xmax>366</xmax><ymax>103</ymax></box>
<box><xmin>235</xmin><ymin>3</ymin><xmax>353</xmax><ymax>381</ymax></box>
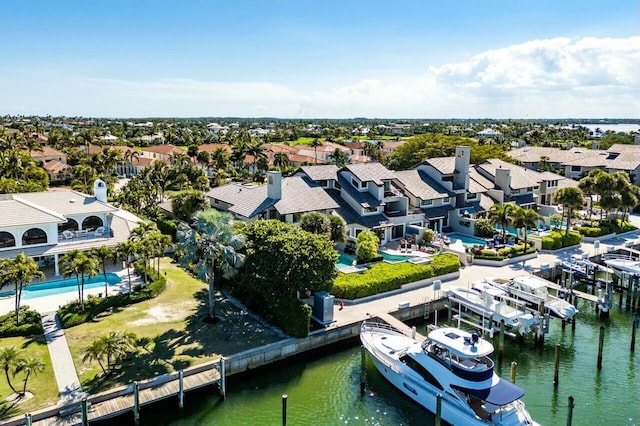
<box><xmin>360</xmin><ymin>321</ymin><xmax>539</xmax><ymax>425</ymax></box>
<box><xmin>603</xmin><ymin>257</ymin><xmax>640</xmax><ymax>276</ymax></box>
<box><xmin>477</xmin><ymin>276</ymin><xmax>578</xmax><ymax>321</ymax></box>
<box><xmin>445</xmin><ymin>286</ymin><xmax>539</xmax><ymax>334</ymax></box>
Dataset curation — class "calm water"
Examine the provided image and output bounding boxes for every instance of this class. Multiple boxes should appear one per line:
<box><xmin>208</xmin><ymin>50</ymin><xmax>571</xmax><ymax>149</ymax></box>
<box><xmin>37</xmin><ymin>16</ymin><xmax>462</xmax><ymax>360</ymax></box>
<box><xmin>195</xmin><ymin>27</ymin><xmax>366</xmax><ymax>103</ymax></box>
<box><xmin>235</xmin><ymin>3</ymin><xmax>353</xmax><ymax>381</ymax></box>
<box><xmin>142</xmin><ymin>301</ymin><xmax>639</xmax><ymax>426</ymax></box>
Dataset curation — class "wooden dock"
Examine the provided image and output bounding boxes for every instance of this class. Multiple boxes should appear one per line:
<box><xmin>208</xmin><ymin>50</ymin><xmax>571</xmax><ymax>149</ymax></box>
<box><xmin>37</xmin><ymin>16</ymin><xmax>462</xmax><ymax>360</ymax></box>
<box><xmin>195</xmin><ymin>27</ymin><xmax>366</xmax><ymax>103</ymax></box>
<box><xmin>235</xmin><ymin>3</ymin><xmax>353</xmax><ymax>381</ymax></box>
<box><xmin>544</xmin><ymin>280</ymin><xmax>599</xmax><ymax>303</ymax></box>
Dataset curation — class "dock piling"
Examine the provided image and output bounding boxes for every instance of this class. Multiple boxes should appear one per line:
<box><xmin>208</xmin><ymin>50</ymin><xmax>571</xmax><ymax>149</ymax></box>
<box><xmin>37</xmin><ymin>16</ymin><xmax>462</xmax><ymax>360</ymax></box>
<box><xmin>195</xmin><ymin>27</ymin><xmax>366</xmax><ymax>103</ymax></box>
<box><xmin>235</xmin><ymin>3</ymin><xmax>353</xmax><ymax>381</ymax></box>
<box><xmin>282</xmin><ymin>394</ymin><xmax>288</xmax><ymax>426</ymax></box>
<box><xmin>360</xmin><ymin>346</ymin><xmax>367</xmax><ymax>395</ymax></box>
<box><xmin>553</xmin><ymin>344</ymin><xmax>560</xmax><ymax>387</ymax></box>
<box><xmin>411</xmin><ymin>326</ymin><xmax>416</xmax><ymax>339</ymax></box>
<box><xmin>24</xmin><ymin>413</ymin><xmax>32</xmax><ymax>426</ymax></box>
<box><xmin>632</xmin><ymin>317</ymin><xmax>639</xmax><ymax>353</ymax></box>
<box><xmin>597</xmin><ymin>325</ymin><xmax>605</xmax><ymax>369</ymax></box>
<box><xmin>567</xmin><ymin>396</ymin><xmax>575</xmax><ymax>426</ymax></box>
<box><xmin>81</xmin><ymin>398</ymin><xmax>88</xmax><ymax>426</ymax></box>
<box><xmin>510</xmin><ymin>361</ymin><xmax>517</xmax><ymax>384</ymax></box>
<box><xmin>219</xmin><ymin>357</ymin><xmax>226</xmax><ymax>400</ymax></box>
<box><xmin>435</xmin><ymin>393</ymin><xmax>442</xmax><ymax>426</ymax></box>
<box><xmin>498</xmin><ymin>320</ymin><xmax>505</xmax><ymax>363</ymax></box>
<box><xmin>178</xmin><ymin>370</ymin><xmax>184</xmax><ymax>409</ymax></box>
<box><xmin>133</xmin><ymin>381</ymin><xmax>140</xmax><ymax>425</ymax></box>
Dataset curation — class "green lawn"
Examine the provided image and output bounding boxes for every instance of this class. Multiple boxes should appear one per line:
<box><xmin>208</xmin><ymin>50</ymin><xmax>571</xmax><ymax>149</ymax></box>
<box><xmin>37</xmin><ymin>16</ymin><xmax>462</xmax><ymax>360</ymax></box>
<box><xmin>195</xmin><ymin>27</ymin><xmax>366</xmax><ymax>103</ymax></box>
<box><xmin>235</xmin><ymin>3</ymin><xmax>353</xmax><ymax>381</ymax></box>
<box><xmin>65</xmin><ymin>258</ymin><xmax>283</xmax><ymax>394</ymax></box>
<box><xmin>288</xmin><ymin>137</ymin><xmax>325</xmax><ymax>146</ymax></box>
<box><xmin>0</xmin><ymin>335</ymin><xmax>58</xmax><ymax>419</ymax></box>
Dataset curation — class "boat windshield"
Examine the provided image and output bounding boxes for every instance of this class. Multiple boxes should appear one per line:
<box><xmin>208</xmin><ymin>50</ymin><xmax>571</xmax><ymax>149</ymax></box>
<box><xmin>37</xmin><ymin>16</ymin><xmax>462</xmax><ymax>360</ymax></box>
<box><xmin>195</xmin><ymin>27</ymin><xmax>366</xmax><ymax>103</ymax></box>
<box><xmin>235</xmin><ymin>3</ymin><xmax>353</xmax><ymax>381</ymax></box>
<box><xmin>423</xmin><ymin>341</ymin><xmax>493</xmax><ymax>372</ymax></box>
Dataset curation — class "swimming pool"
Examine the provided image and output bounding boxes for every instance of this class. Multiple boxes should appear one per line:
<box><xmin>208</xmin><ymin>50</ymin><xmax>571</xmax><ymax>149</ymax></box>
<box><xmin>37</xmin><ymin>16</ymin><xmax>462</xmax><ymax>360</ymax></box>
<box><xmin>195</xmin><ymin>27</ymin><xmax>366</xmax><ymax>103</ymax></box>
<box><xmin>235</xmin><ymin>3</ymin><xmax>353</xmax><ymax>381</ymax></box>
<box><xmin>446</xmin><ymin>232</ymin><xmax>488</xmax><ymax>248</ymax></box>
<box><xmin>0</xmin><ymin>273</ymin><xmax>121</xmax><ymax>300</ymax></box>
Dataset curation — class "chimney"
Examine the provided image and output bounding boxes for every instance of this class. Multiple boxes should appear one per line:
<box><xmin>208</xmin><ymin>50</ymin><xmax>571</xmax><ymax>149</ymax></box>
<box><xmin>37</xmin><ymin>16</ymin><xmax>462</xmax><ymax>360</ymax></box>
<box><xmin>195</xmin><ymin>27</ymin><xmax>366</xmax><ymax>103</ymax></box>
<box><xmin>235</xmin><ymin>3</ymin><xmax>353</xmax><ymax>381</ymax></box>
<box><xmin>267</xmin><ymin>171</ymin><xmax>282</xmax><ymax>200</ymax></box>
<box><xmin>495</xmin><ymin>168</ymin><xmax>511</xmax><ymax>196</ymax></box>
<box><xmin>454</xmin><ymin>146</ymin><xmax>470</xmax><ymax>190</ymax></box>
<box><xmin>93</xmin><ymin>179</ymin><xmax>108</xmax><ymax>202</ymax></box>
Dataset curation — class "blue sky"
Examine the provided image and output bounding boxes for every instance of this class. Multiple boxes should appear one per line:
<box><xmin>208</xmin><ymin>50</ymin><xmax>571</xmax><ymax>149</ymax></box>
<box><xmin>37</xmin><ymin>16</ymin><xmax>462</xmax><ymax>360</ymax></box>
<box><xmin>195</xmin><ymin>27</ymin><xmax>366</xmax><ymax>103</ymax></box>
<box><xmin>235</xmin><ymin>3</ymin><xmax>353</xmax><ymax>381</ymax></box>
<box><xmin>1</xmin><ymin>0</ymin><xmax>638</xmax><ymax>118</ymax></box>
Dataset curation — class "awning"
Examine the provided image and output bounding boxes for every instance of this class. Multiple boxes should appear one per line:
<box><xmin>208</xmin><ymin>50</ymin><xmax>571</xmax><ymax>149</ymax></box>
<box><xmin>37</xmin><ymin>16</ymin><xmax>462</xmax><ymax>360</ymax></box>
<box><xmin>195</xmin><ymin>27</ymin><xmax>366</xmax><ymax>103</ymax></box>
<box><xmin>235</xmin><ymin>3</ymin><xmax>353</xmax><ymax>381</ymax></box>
<box><xmin>453</xmin><ymin>379</ymin><xmax>525</xmax><ymax>405</ymax></box>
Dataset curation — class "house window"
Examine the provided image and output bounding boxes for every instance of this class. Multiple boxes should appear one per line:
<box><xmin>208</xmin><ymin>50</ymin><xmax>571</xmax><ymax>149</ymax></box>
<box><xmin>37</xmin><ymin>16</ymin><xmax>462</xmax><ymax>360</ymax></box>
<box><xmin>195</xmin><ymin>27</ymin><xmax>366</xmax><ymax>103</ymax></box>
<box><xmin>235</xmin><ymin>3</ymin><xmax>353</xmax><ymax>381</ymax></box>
<box><xmin>467</xmin><ymin>192</ymin><xmax>478</xmax><ymax>200</ymax></box>
<box><xmin>421</xmin><ymin>199</ymin><xmax>433</xmax><ymax>207</ymax></box>
<box><xmin>383</xmin><ymin>181</ymin><xmax>390</xmax><ymax>191</ymax></box>
<box><xmin>0</xmin><ymin>231</ymin><xmax>16</xmax><ymax>248</ymax></box>
<box><xmin>317</xmin><ymin>180</ymin><xmax>328</xmax><ymax>187</ymax></box>
<box><xmin>335</xmin><ymin>181</ymin><xmax>341</xmax><ymax>189</ymax></box>
<box><xmin>571</xmin><ymin>166</ymin><xmax>581</xmax><ymax>172</ymax></box>
<box><xmin>351</xmin><ymin>178</ymin><xmax>360</xmax><ymax>189</ymax></box>
<box><xmin>512</xmin><ymin>189</ymin><xmax>520</xmax><ymax>195</ymax></box>
<box><xmin>443</xmin><ymin>197</ymin><xmax>451</xmax><ymax>204</ymax></box>
<box><xmin>364</xmin><ymin>206</ymin><xmax>378</xmax><ymax>214</ymax></box>
<box><xmin>548</xmin><ymin>180</ymin><xmax>558</xmax><ymax>187</ymax></box>
<box><xmin>293</xmin><ymin>212</ymin><xmax>302</xmax><ymax>223</ymax></box>
<box><xmin>526</xmin><ymin>187</ymin><xmax>533</xmax><ymax>192</ymax></box>
<box><xmin>82</xmin><ymin>216</ymin><xmax>104</xmax><ymax>231</ymax></box>
<box><xmin>533</xmin><ymin>186</ymin><xmax>539</xmax><ymax>190</ymax></box>
<box><xmin>22</xmin><ymin>228</ymin><xmax>47</xmax><ymax>245</ymax></box>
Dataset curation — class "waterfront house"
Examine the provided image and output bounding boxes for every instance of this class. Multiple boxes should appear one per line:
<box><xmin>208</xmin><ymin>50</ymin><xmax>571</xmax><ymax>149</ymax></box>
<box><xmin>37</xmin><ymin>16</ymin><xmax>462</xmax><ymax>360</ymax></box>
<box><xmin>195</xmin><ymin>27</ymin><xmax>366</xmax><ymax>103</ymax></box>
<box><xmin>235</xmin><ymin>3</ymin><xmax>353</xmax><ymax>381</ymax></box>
<box><xmin>0</xmin><ymin>179</ymin><xmax>142</xmax><ymax>276</ymax></box>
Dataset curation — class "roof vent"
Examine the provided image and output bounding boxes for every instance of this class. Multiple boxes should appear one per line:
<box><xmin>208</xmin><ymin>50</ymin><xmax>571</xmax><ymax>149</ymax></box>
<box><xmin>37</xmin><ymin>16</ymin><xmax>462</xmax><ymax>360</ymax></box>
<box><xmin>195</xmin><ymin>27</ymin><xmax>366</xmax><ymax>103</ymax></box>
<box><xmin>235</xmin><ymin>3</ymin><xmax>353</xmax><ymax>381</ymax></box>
<box><xmin>69</xmin><ymin>199</ymin><xmax>76</xmax><ymax>203</ymax></box>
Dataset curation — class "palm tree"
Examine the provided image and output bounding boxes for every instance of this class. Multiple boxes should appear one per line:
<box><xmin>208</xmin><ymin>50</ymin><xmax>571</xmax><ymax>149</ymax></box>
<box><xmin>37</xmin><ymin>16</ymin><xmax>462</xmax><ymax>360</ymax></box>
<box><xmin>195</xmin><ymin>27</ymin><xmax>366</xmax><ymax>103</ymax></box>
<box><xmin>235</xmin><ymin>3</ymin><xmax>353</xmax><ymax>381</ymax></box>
<box><xmin>15</xmin><ymin>356</ymin><xmax>45</xmax><ymax>396</ymax></box>
<box><xmin>488</xmin><ymin>203</ymin><xmax>515</xmax><ymax>241</ymax></box>
<box><xmin>511</xmin><ymin>207</ymin><xmax>541</xmax><ymax>253</ymax></box>
<box><xmin>6</xmin><ymin>252</ymin><xmax>45</xmax><ymax>324</ymax></box>
<box><xmin>123</xmin><ymin>149</ymin><xmax>140</xmax><ymax>177</ymax></box>
<box><xmin>273</xmin><ymin>152</ymin><xmax>290</xmax><ymax>172</ymax></box>
<box><xmin>554</xmin><ymin>187</ymin><xmax>584</xmax><ymax>236</ymax></box>
<box><xmin>114</xmin><ymin>241</ymin><xmax>137</xmax><ymax>292</ymax></box>
<box><xmin>328</xmin><ymin>148</ymin><xmax>350</xmax><ymax>167</ymax></box>
<box><xmin>177</xmin><ymin>209</ymin><xmax>245</xmax><ymax>322</ymax></box>
<box><xmin>83</xmin><ymin>331</ymin><xmax>137</xmax><ymax>376</ymax></box>
<box><xmin>60</xmin><ymin>250</ymin><xmax>99</xmax><ymax>310</ymax></box>
<box><xmin>578</xmin><ymin>175</ymin><xmax>597</xmax><ymax>223</ymax></box>
<box><xmin>89</xmin><ymin>246</ymin><xmax>113</xmax><ymax>298</ymax></box>
<box><xmin>0</xmin><ymin>346</ymin><xmax>21</xmax><ymax>394</ymax></box>
<box><xmin>310</xmin><ymin>138</ymin><xmax>323</xmax><ymax>164</ymax></box>
<box><xmin>246</xmin><ymin>140</ymin><xmax>267</xmax><ymax>180</ymax></box>
<box><xmin>82</xmin><ymin>339</ymin><xmax>107</xmax><ymax>376</ymax></box>
<box><xmin>129</xmin><ymin>222</ymin><xmax>161</xmax><ymax>284</ymax></box>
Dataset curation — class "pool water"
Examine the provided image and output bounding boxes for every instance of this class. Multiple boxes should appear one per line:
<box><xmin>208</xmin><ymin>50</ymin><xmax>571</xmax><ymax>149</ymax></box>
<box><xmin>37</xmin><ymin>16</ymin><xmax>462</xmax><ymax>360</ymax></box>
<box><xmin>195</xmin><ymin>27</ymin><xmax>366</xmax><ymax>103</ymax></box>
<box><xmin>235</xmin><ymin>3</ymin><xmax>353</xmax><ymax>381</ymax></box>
<box><xmin>0</xmin><ymin>273</ymin><xmax>121</xmax><ymax>300</ymax></box>
<box><xmin>446</xmin><ymin>232</ymin><xmax>488</xmax><ymax>248</ymax></box>
<box><xmin>335</xmin><ymin>251</ymin><xmax>408</xmax><ymax>270</ymax></box>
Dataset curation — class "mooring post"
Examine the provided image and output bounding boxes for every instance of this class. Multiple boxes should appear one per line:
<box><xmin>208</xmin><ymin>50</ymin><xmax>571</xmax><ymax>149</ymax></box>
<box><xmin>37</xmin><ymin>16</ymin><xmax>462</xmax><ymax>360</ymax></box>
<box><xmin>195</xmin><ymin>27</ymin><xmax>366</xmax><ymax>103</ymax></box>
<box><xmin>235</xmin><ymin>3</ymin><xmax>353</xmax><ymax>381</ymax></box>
<box><xmin>597</xmin><ymin>325</ymin><xmax>605</xmax><ymax>369</ymax></box>
<box><xmin>571</xmin><ymin>317</ymin><xmax>576</xmax><ymax>332</ymax></box>
<box><xmin>553</xmin><ymin>344</ymin><xmax>560</xmax><ymax>387</ymax></box>
<box><xmin>219</xmin><ymin>357</ymin><xmax>226</xmax><ymax>400</ymax></box>
<box><xmin>81</xmin><ymin>398</ymin><xmax>88</xmax><ymax>426</ymax></box>
<box><xmin>510</xmin><ymin>361</ymin><xmax>517</xmax><ymax>384</ymax></box>
<box><xmin>282</xmin><ymin>394</ymin><xmax>288</xmax><ymax>426</ymax></box>
<box><xmin>631</xmin><ymin>317</ymin><xmax>638</xmax><ymax>353</ymax></box>
<box><xmin>447</xmin><ymin>302</ymin><xmax>452</xmax><ymax>322</ymax></box>
<box><xmin>360</xmin><ymin>346</ymin><xmax>367</xmax><ymax>395</ymax></box>
<box><xmin>498</xmin><ymin>320</ymin><xmax>505</xmax><ymax>363</ymax></box>
<box><xmin>561</xmin><ymin>319</ymin><xmax>566</xmax><ymax>331</ymax></box>
<box><xmin>133</xmin><ymin>381</ymin><xmax>140</xmax><ymax>425</ymax></box>
<box><xmin>411</xmin><ymin>326</ymin><xmax>416</xmax><ymax>340</ymax></box>
<box><xmin>537</xmin><ymin>301</ymin><xmax>545</xmax><ymax>346</ymax></box>
<box><xmin>435</xmin><ymin>393</ymin><xmax>442</xmax><ymax>426</ymax></box>
<box><xmin>24</xmin><ymin>413</ymin><xmax>32</xmax><ymax>426</ymax></box>
<box><xmin>178</xmin><ymin>370</ymin><xmax>184</xmax><ymax>409</ymax></box>
<box><xmin>567</xmin><ymin>396</ymin><xmax>575</xmax><ymax>426</ymax></box>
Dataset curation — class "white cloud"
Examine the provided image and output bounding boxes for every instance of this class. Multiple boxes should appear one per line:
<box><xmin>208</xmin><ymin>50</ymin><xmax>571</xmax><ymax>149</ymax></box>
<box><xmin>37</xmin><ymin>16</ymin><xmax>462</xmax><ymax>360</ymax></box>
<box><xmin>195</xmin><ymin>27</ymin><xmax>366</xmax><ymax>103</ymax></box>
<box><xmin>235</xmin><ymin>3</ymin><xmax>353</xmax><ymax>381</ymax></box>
<box><xmin>4</xmin><ymin>36</ymin><xmax>638</xmax><ymax>118</ymax></box>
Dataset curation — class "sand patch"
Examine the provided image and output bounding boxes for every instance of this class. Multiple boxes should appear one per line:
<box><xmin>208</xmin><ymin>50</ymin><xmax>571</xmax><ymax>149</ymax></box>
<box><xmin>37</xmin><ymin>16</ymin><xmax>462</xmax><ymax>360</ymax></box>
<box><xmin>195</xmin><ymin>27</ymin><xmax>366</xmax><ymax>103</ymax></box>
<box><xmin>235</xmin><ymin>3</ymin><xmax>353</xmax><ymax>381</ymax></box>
<box><xmin>130</xmin><ymin>303</ymin><xmax>195</xmax><ymax>326</ymax></box>
<box><xmin>5</xmin><ymin>391</ymin><xmax>33</xmax><ymax>404</ymax></box>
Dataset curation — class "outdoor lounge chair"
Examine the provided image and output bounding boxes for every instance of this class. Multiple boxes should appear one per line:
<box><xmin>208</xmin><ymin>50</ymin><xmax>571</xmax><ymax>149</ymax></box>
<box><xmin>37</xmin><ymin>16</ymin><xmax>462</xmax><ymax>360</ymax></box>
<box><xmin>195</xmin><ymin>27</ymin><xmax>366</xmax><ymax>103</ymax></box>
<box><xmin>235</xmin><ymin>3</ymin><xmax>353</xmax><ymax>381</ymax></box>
<box><xmin>62</xmin><ymin>230</ymin><xmax>74</xmax><ymax>240</ymax></box>
<box><xmin>94</xmin><ymin>226</ymin><xmax>105</xmax><ymax>237</ymax></box>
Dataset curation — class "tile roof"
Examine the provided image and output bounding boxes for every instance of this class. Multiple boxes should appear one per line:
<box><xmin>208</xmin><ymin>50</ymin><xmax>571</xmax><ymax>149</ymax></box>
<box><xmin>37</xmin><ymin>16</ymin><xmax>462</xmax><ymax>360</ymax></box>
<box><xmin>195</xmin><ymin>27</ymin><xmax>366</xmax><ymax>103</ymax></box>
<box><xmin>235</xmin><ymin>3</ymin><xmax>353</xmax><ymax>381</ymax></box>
<box><xmin>142</xmin><ymin>144</ymin><xmax>186</xmax><ymax>155</ymax></box>
<box><xmin>325</xmin><ymin>189</ymin><xmax>391</xmax><ymax>228</ymax></box>
<box><xmin>206</xmin><ymin>176</ymin><xmax>339</xmax><ymax>218</ymax></box>
<box><xmin>299</xmin><ymin>165</ymin><xmax>340</xmax><ymax>181</ymax></box>
<box><xmin>43</xmin><ymin>159</ymin><xmax>71</xmax><ymax>174</ymax></box>
<box><xmin>198</xmin><ymin>143</ymin><xmax>233</xmax><ymax>153</ymax></box>
<box><xmin>477</xmin><ymin>159</ymin><xmax>546</xmax><ymax>190</ymax></box>
<box><xmin>31</xmin><ymin>146</ymin><xmax>66</xmax><ymax>158</ymax></box>
<box><xmin>425</xmin><ymin>157</ymin><xmax>456</xmax><ymax>175</ymax></box>
<box><xmin>344</xmin><ymin>163</ymin><xmax>395</xmax><ymax>185</ymax></box>
<box><xmin>337</xmin><ymin>175</ymin><xmax>384</xmax><ymax>207</ymax></box>
<box><xmin>17</xmin><ymin>191</ymin><xmax>117</xmax><ymax>215</ymax></box>
<box><xmin>394</xmin><ymin>170</ymin><xmax>453</xmax><ymax>200</ymax></box>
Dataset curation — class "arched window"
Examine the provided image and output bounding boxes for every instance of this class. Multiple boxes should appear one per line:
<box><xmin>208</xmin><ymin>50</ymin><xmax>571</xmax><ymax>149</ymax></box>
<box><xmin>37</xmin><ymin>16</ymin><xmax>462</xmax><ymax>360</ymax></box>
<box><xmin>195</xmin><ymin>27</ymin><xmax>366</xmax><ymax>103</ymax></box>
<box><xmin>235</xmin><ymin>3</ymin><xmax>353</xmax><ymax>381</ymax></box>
<box><xmin>82</xmin><ymin>216</ymin><xmax>104</xmax><ymax>231</ymax></box>
<box><xmin>0</xmin><ymin>231</ymin><xmax>16</xmax><ymax>248</ymax></box>
<box><xmin>58</xmin><ymin>218</ymin><xmax>79</xmax><ymax>234</ymax></box>
<box><xmin>22</xmin><ymin>228</ymin><xmax>47</xmax><ymax>245</ymax></box>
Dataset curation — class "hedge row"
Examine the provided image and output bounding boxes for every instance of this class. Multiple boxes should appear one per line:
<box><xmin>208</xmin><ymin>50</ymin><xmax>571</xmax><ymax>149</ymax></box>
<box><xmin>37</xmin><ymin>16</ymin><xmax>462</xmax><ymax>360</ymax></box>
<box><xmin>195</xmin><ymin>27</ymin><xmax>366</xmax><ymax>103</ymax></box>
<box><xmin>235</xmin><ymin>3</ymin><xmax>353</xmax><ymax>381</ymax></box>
<box><xmin>541</xmin><ymin>231</ymin><xmax>582</xmax><ymax>250</ymax></box>
<box><xmin>577</xmin><ymin>220</ymin><xmax>637</xmax><ymax>237</ymax></box>
<box><xmin>58</xmin><ymin>265</ymin><xmax>167</xmax><ymax>329</ymax></box>
<box><xmin>265</xmin><ymin>296</ymin><xmax>312</xmax><ymax>338</ymax></box>
<box><xmin>473</xmin><ymin>244</ymin><xmax>536</xmax><ymax>261</ymax></box>
<box><xmin>0</xmin><ymin>307</ymin><xmax>43</xmax><ymax>337</ymax></box>
<box><xmin>331</xmin><ymin>253</ymin><xmax>460</xmax><ymax>300</ymax></box>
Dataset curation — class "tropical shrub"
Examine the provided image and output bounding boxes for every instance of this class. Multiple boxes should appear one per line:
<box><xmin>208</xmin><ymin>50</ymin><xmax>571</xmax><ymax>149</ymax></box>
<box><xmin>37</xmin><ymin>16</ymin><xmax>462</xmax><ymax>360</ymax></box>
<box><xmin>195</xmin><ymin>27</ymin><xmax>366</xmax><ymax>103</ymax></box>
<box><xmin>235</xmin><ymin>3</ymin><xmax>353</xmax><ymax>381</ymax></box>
<box><xmin>541</xmin><ymin>231</ymin><xmax>582</xmax><ymax>250</ymax></box>
<box><xmin>331</xmin><ymin>253</ymin><xmax>460</xmax><ymax>299</ymax></box>
<box><xmin>474</xmin><ymin>219</ymin><xmax>495</xmax><ymax>238</ymax></box>
<box><xmin>356</xmin><ymin>231</ymin><xmax>379</xmax><ymax>262</ymax></box>
<box><xmin>0</xmin><ymin>307</ymin><xmax>43</xmax><ymax>337</ymax></box>
<box><xmin>422</xmin><ymin>229</ymin><xmax>435</xmax><ymax>244</ymax></box>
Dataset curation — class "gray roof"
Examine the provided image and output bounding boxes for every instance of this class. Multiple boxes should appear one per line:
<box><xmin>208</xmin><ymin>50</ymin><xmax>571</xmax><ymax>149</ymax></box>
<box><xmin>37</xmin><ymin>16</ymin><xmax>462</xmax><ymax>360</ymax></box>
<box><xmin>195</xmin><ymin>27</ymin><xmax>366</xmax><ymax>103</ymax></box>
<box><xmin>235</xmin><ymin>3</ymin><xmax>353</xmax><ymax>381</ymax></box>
<box><xmin>337</xmin><ymin>175</ymin><xmax>384</xmax><ymax>207</ymax></box>
<box><xmin>206</xmin><ymin>177</ymin><xmax>339</xmax><ymax>218</ymax></box>
<box><xmin>0</xmin><ymin>198</ymin><xmax>65</xmax><ymax>228</ymax></box>
<box><xmin>477</xmin><ymin>159</ymin><xmax>544</xmax><ymax>190</ymax></box>
<box><xmin>299</xmin><ymin>165</ymin><xmax>339</xmax><ymax>182</ymax></box>
<box><xmin>17</xmin><ymin>191</ymin><xmax>117</xmax><ymax>215</ymax></box>
<box><xmin>425</xmin><ymin>157</ymin><xmax>456</xmax><ymax>175</ymax></box>
<box><xmin>468</xmin><ymin>168</ymin><xmax>493</xmax><ymax>193</ymax></box>
<box><xmin>394</xmin><ymin>170</ymin><xmax>453</xmax><ymax>200</ymax></box>
<box><xmin>344</xmin><ymin>163</ymin><xmax>395</xmax><ymax>185</ymax></box>
<box><xmin>326</xmin><ymin>190</ymin><xmax>391</xmax><ymax>228</ymax></box>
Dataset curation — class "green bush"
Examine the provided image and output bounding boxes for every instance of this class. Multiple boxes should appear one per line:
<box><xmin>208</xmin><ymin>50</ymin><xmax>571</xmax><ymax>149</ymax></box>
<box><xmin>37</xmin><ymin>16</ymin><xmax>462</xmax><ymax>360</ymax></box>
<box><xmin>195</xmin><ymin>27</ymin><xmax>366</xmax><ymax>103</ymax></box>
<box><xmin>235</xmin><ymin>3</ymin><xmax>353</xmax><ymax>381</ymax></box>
<box><xmin>58</xmin><ymin>267</ymin><xmax>167</xmax><ymax>328</ymax></box>
<box><xmin>267</xmin><ymin>296</ymin><xmax>312</xmax><ymax>338</ymax></box>
<box><xmin>474</xmin><ymin>219</ymin><xmax>495</xmax><ymax>238</ymax></box>
<box><xmin>157</xmin><ymin>215</ymin><xmax>180</xmax><ymax>241</ymax></box>
<box><xmin>474</xmin><ymin>244</ymin><xmax>535</xmax><ymax>260</ymax></box>
<box><xmin>331</xmin><ymin>253</ymin><xmax>460</xmax><ymax>299</ymax></box>
<box><xmin>541</xmin><ymin>231</ymin><xmax>582</xmax><ymax>250</ymax></box>
<box><xmin>0</xmin><ymin>307</ymin><xmax>43</xmax><ymax>337</ymax></box>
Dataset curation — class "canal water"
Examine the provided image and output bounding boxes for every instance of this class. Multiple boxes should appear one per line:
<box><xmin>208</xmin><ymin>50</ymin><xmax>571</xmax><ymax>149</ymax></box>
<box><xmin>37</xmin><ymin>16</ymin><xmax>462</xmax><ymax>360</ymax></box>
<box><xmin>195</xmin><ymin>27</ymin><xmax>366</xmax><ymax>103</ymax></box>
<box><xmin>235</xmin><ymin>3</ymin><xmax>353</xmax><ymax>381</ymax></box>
<box><xmin>142</xmin><ymin>301</ymin><xmax>639</xmax><ymax>426</ymax></box>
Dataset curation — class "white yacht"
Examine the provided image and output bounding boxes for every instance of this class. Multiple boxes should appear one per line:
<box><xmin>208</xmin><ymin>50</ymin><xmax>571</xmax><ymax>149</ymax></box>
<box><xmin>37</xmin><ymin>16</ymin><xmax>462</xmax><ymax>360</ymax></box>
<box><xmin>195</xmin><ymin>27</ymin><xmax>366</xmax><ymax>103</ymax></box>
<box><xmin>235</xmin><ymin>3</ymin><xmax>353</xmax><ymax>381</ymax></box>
<box><xmin>360</xmin><ymin>322</ymin><xmax>538</xmax><ymax>426</ymax></box>
<box><xmin>480</xmin><ymin>276</ymin><xmax>578</xmax><ymax>321</ymax></box>
<box><xmin>446</xmin><ymin>286</ymin><xmax>538</xmax><ymax>334</ymax></box>
<box><xmin>603</xmin><ymin>257</ymin><xmax>640</xmax><ymax>276</ymax></box>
